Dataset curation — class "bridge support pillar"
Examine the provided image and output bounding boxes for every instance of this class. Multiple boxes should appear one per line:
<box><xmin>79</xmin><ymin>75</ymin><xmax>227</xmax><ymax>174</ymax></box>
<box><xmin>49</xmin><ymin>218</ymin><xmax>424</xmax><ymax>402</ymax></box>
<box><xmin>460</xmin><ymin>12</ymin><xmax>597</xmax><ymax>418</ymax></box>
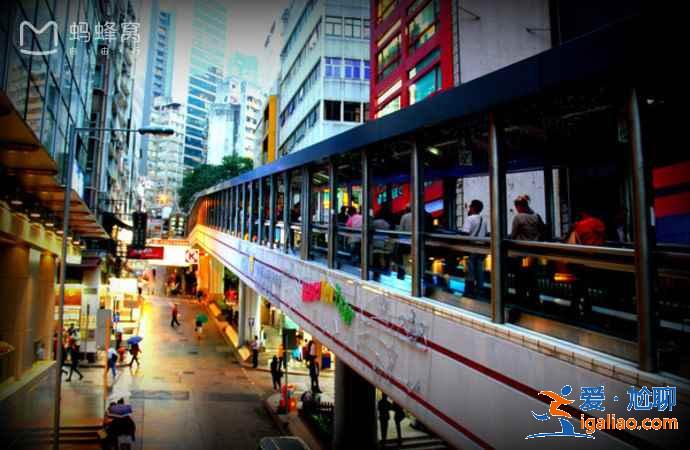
<box><xmin>333</xmin><ymin>359</ymin><xmax>377</xmax><ymax>450</ymax></box>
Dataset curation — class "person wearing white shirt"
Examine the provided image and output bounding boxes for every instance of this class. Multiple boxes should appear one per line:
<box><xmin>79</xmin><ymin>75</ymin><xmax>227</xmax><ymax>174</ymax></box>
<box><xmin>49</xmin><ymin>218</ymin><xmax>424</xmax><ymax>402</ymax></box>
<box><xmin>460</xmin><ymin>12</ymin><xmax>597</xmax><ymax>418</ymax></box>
<box><xmin>460</xmin><ymin>200</ymin><xmax>487</xmax><ymax>298</ymax></box>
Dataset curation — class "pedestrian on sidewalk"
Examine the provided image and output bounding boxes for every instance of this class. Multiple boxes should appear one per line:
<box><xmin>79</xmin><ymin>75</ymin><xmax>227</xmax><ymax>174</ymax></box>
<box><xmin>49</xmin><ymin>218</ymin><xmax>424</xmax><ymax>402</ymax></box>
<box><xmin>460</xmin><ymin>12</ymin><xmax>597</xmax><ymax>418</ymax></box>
<box><xmin>107</xmin><ymin>347</ymin><xmax>118</xmax><ymax>378</ymax></box>
<box><xmin>171</xmin><ymin>304</ymin><xmax>180</xmax><ymax>328</ymax></box>
<box><xmin>66</xmin><ymin>342</ymin><xmax>83</xmax><ymax>382</ymax></box>
<box><xmin>378</xmin><ymin>394</ymin><xmax>392</xmax><ymax>445</ymax></box>
<box><xmin>251</xmin><ymin>336</ymin><xmax>260</xmax><ymax>368</ymax></box>
<box><xmin>308</xmin><ymin>358</ymin><xmax>321</xmax><ymax>393</ymax></box>
<box><xmin>270</xmin><ymin>356</ymin><xmax>283</xmax><ymax>391</ymax></box>
<box><xmin>195</xmin><ymin>319</ymin><xmax>203</xmax><ymax>341</ymax></box>
<box><xmin>392</xmin><ymin>401</ymin><xmax>405</xmax><ymax>445</ymax></box>
<box><xmin>129</xmin><ymin>343</ymin><xmax>141</xmax><ymax>368</ymax></box>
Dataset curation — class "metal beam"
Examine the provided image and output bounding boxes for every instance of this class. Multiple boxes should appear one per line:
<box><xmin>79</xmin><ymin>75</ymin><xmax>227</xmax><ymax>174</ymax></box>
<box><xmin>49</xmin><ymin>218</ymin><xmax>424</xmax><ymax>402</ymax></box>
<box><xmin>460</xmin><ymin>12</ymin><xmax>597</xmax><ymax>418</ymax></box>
<box><xmin>282</xmin><ymin>171</ymin><xmax>290</xmax><ymax>253</ymax></box>
<box><xmin>258</xmin><ymin>179</ymin><xmax>264</xmax><ymax>244</ymax></box>
<box><xmin>411</xmin><ymin>140</ymin><xmax>424</xmax><ymax>297</ymax></box>
<box><xmin>489</xmin><ymin>113</ymin><xmax>507</xmax><ymax>324</ymax></box>
<box><xmin>269</xmin><ymin>174</ymin><xmax>276</xmax><ymax>248</ymax></box>
<box><xmin>360</xmin><ymin>150</ymin><xmax>370</xmax><ymax>280</ymax></box>
<box><xmin>628</xmin><ymin>88</ymin><xmax>657</xmax><ymax>372</ymax></box>
<box><xmin>301</xmin><ymin>165</ymin><xmax>310</xmax><ymax>260</ymax></box>
<box><xmin>327</xmin><ymin>160</ymin><xmax>337</xmax><ymax>269</ymax></box>
<box><xmin>241</xmin><ymin>183</ymin><xmax>246</xmax><ymax>239</ymax></box>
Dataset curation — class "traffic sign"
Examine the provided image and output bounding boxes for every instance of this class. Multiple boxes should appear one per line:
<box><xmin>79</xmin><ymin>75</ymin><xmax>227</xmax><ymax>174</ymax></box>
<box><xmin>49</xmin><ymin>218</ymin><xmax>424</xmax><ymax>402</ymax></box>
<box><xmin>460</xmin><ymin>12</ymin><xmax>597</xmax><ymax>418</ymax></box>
<box><xmin>185</xmin><ymin>248</ymin><xmax>199</xmax><ymax>264</ymax></box>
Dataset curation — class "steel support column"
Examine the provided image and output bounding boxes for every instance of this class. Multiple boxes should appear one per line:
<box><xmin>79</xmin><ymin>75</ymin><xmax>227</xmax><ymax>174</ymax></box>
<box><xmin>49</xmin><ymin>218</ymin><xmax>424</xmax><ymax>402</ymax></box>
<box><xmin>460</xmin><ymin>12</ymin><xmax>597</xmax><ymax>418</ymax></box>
<box><xmin>269</xmin><ymin>174</ymin><xmax>276</xmax><ymax>248</ymax></box>
<box><xmin>361</xmin><ymin>150</ymin><xmax>370</xmax><ymax>280</ymax></box>
<box><xmin>489</xmin><ymin>113</ymin><xmax>507</xmax><ymax>324</ymax></box>
<box><xmin>258</xmin><ymin>179</ymin><xmax>264</xmax><ymax>244</ymax></box>
<box><xmin>301</xmin><ymin>166</ymin><xmax>311</xmax><ymax>260</ymax></box>
<box><xmin>283</xmin><ymin>171</ymin><xmax>290</xmax><ymax>253</ymax></box>
<box><xmin>628</xmin><ymin>88</ymin><xmax>656</xmax><ymax>372</ymax></box>
<box><xmin>241</xmin><ymin>183</ymin><xmax>247</xmax><ymax>239</ymax></box>
<box><xmin>327</xmin><ymin>160</ymin><xmax>337</xmax><ymax>269</ymax></box>
<box><xmin>248</xmin><ymin>182</ymin><xmax>254</xmax><ymax>241</ymax></box>
<box><xmin>411</xmin><ymin>139</ymin><xmax>425</xmax><ymax>297</ymax></box>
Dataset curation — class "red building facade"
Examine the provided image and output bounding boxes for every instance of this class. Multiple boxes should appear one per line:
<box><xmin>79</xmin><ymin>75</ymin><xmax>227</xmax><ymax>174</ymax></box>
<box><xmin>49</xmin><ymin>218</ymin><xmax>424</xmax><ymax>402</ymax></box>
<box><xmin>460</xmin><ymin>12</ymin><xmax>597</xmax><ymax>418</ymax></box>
<box><xmin>369</xmin><ymin>0</ymin><xmax>454</xmax><ymax>119</ymax></box>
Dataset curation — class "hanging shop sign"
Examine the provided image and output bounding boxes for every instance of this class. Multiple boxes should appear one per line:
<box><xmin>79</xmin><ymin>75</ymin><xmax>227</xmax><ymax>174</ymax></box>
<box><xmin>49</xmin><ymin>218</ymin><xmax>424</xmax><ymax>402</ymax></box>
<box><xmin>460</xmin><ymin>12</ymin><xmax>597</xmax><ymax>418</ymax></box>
<box><xmin>127</xmin><ymin>246</ymin><xmax>165</xmax><ymax>259</ymax></box>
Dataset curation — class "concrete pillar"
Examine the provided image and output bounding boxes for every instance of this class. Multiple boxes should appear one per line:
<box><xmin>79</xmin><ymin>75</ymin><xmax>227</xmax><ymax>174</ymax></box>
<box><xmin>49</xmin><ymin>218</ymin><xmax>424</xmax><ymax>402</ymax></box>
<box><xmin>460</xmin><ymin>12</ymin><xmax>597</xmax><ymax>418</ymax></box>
<box><xmin>81</xmin><ymin>265</ymin><xmax>100</xmax><ymax>354</ymax></box>
<box><xmin>32</xmin><ymin>252</ymin><xmax>57</xmax><ymax>359</ymax></box>
<box><xmin>333</xmin><ymin>360</ymin><xmax>377</xmax><ymax>450</ymax></box>
<box><xmin>198</xmin><ymin>255</ymin><xmax>210</xmax><ymax>294</ymax></box>
<box><xmin>238</xmin><ymin>281</ymin><xmax>247</xmax><ymax>345</ymax></box>
<box><xmin>0</xmin><ymin>244</ymin><xmax>31</xmax><ymax>380</ymax></box>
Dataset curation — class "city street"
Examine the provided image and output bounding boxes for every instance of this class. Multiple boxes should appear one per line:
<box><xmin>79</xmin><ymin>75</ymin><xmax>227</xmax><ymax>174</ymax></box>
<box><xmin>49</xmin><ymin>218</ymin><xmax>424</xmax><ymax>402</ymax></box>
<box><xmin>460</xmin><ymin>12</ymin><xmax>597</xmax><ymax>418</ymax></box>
<box><xmin>60</xmin><ymin>296</ymin><xmax>280</xmax><ymax>450</ymax></box>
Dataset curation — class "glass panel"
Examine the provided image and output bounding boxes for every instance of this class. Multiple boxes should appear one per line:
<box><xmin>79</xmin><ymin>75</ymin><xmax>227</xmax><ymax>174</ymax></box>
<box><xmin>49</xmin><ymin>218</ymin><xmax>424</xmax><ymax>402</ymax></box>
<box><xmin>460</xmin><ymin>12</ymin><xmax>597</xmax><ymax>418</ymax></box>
<box><xmin>262</xmin><ymin>178</ymin><xmax>271</xmax><ymax>246</ymax></box>
<box><xmin>407</xmin><ymin>0</ymin><xmax>438</xmax><ymax>51</ymax></box>
<box><xmin>334</xmin><ymin>151</ymin><xmax>362</xmax><ymax>277</ymax></box>
<box><xmin>275</xmin><ymin>175</ymin><xmax>286</xmax><ymax>249</ymax></box>
<box><xmin>369</xmin><ymin>141</ymin><xmax>413</xmax><ymax>294</ymax></box>
<box><xmin>409</xmin><ymin>65</ymin><xmax>440</xmax><ymax>105</ymax></box>
<box><xmin>421</xmin><ymin>120</ymin><xmax>491</xmax><ymax>316</ymax></box>
<box><xmin>645</xmin><ymin>89</ymin><xmax>690</xmax><ymax>377</ymax></box>
<box><xmin>309</xmin><ymin>164</ymin><xmax>330</xmax><ymax>265</ymax></box>
<box><xmin>289</xmin><ymin>169</ymin><xmax>302</xmax><ymax>255</ymax></box>
<box><xmin>6</xmin><ymin>48</ymin><xmax>31</xmax><ymax>118</ymax></box>
<box><xmin>251</xmin><ymin>180</ymin><xmax>260</xmax><ymax>242</ymax></box>
<box><xmin>502</xmin><ymin>85</ymin><xmax>639</xmax><ymax>361</ymax></box>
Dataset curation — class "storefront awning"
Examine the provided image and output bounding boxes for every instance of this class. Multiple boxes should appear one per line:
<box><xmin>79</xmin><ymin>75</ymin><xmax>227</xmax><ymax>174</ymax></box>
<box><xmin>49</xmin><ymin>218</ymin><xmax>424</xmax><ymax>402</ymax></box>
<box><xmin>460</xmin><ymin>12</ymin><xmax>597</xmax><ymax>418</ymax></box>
<box><xmin>0</xmin><ymin>91</ymin><xmax>108</xmax><ymax>239</ymax></box>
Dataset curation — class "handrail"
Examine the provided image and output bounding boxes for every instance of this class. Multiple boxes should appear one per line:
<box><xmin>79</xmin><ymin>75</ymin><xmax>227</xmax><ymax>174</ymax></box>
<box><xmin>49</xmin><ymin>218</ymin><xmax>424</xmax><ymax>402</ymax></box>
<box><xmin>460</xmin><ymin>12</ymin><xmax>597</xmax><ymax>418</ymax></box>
<box><xmin>504</xmin><ymin>239</ymin><xmax>635</xmax><ymax>272</ymax></box>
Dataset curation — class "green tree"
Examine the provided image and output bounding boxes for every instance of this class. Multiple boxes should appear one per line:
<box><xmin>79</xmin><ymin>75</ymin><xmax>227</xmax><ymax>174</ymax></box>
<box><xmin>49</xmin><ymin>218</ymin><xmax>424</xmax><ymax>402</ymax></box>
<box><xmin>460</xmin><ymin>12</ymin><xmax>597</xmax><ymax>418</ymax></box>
<box><xmin>178</xmin><ymin>154</ymin><xmax>253</xmax><ymax>210</ymax></box>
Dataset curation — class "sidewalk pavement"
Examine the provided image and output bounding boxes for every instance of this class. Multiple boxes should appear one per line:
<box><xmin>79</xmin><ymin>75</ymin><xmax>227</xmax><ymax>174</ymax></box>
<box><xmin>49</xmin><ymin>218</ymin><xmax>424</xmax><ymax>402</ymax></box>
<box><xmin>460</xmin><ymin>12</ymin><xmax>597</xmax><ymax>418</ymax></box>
<box><xmin>205</xmin><ymin>301</ymin><xmax>334</xmax><ymax>378</ymax></box>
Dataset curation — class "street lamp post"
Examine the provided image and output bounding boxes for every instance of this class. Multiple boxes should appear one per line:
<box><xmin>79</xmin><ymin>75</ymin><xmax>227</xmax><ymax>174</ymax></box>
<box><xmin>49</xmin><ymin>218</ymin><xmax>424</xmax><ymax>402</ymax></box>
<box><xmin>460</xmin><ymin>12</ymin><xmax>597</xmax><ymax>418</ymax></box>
<box><xmin>53</xmin><ymin>125</ymin><xmax>173</xmax><ymax>450</ymax></box>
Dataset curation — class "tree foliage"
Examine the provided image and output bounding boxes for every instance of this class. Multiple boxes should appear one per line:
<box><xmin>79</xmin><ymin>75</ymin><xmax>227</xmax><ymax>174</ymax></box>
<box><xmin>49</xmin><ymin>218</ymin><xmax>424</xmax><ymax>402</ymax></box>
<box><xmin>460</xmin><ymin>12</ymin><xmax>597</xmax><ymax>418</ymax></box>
<box><xmin>178</xmin><ymin>154</ymin><xmax>253</xmax><ymax>211</ymax></box>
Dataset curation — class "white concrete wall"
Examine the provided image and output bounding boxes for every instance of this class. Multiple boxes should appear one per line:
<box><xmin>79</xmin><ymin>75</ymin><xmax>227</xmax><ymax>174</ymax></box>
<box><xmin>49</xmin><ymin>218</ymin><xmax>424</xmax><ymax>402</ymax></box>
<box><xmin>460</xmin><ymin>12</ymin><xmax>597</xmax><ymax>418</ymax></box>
<box><xmin>192</xmin><ymin>225</ymin><xmax>689</xmax><ymax>450</ymax></box>
<box><xmin>458</xmin><ymin>0</ymin><xmax>551</xmax><ymax>83</ymax></box>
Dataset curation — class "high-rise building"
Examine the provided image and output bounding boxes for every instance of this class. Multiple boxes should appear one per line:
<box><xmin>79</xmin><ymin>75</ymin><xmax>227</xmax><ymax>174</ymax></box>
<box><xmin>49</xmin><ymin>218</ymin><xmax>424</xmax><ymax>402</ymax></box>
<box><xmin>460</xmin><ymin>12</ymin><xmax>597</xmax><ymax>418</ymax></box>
<box><xmin>277</xmin><ymin>0</ymin><xmax>371</xmax><ymax>157</ymax></box>
<box><xmin>227</xmin><ymin>51</ymin><xmax>259</xmax><ymax>80</ymax></box>
<box><xmin>172</xmin><ymin>0</ymin><xmax>231</xmax><ymax>170</ymax></box>
<box><xmin>146</xmin><ymin>98</ymin><xmax>186</xmax><ymax>215</ymax></box>
<box><xmin>207</xmin><ymin>76</ymin><xmax>264</xmax><ymax>165</ymax></box>
<box><xmin>369</xmin><ymin>0</ymin><xmax>552</xmax><ymax>118</ymax></box>
<box><xmin>140</xmin><ymin>1</ymin><xmax>176</xmax><ymax>171</ymax></box>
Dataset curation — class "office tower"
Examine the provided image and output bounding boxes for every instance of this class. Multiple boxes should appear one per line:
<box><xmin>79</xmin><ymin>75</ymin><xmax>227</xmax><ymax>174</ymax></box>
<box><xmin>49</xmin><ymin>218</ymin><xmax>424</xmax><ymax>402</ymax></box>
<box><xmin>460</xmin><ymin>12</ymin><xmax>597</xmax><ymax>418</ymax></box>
<box><xmin>277</xmin><ymin>0</ymin><xmax>371</xmax><ymax>157</ymax></box>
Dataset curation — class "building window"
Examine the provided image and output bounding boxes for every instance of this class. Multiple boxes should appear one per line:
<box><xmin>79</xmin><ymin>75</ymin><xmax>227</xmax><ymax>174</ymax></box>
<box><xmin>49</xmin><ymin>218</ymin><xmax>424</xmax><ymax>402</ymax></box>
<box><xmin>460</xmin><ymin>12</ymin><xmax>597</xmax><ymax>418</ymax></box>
<box><xmin>344</xmin><ymin>59</ymin><xmax>361</xmax><ymax>79</ymax></box>
<box><xmin>377</xmin><ymin>35</ymin><xmax>401</xmax><ymax>81</ymax></box>
<box><xmin>324</xmin><ymin>100</ymin><xmax>341</xmax><ymax>121</ymax></box>
<box><xmin>363</xmin><ymin>60</ymin><xmax>371</xmax><ymax>80</ymax></box>
<box><xmin>408</xmin><ymin>48</ymin><xmax>440</xmax><ymax>79</ymax></box>
<box><xmin>325</xmin><ymin>16</ymin><xmax>342</xmax><ymax>36</ymax></box>
<box><xmin>409</xmin><ymin>65</ymin><xmax>441</xmax><ymax>104</ymax></box>
<box><xmin>377</xmin><ymin>0</ymin><xmax>398</xmax><ymax>23</ymax></box>
<box><xmin>325</xmin><ymin>57</ymin><xmax>342</xmax><ymax>78</ymax></box>
<box><xmin>377</xmin><ymin>79</ymin><xmax>402</xmax><ymax>105</ymax></box>
<box><xmin>344</xmin><ymin>18</ymin><xmax>362</xmax><ymax>38</ymax></box>
<box><xmin>343</xmin><ymin>102</ymin><xmax>361</xmax><ymax>122</ymax></box>
<box><xmin>376</xmin><ymin>96</ymin><xmax>400</xmax><ymax>118</ymax></box>
<box><xmin>363</xmin><ymin>102</ymin><xmax>370</xmax><ymax>121</ymax></box>
<box><xmin>363</xmin><ymin>19</ymin><xmax>370</xmax><ymax>39</ymax></box>
<box><xmin>408</xmin><ymin>0</ymin><xmax>439</xmax><ymax>51</ymax></box>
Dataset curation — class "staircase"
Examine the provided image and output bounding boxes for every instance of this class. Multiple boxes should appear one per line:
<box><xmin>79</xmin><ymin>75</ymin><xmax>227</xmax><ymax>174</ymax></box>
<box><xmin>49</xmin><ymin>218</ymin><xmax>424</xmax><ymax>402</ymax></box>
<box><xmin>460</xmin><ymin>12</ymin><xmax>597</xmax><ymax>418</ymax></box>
<box><xmin>14</xmin><ymin>425</ymin><xmax>102</xmax><ymax>449</ymax></box>
<box><xmin>381</xmin><ymin>435</ymin><xmax>453</xmax><ymax>450</ymax></box>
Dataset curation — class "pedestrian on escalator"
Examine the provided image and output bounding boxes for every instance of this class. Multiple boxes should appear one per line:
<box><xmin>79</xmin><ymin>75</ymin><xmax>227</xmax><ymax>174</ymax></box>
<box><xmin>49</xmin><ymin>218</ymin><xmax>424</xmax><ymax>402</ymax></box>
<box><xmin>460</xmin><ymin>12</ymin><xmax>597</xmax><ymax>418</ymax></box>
<box><xmin>378</xmin><ymin>394</ymin><xmax>392</xmax><ymax>445</ymax></box>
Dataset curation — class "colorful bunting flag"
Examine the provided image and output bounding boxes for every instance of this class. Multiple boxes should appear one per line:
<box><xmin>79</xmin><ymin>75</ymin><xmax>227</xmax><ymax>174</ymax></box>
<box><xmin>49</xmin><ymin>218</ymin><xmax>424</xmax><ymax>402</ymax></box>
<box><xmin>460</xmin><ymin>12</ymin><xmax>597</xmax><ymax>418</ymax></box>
<box><xmin>301</xmin><ymin>281</ymin><xmax>321</xmax><ymax>302</ymax></box>
<box><xmin>320</xmin><ymin>280</ymin><xmax>334</xmax><ymax>303</ymax></box>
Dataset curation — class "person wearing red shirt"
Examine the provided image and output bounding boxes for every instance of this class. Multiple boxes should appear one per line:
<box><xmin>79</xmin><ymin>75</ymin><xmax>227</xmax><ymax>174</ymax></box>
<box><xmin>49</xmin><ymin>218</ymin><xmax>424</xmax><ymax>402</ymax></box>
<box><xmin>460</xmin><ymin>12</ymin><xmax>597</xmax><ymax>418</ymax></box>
<box><xmin>570</xmin><ymin>211</ymin><xmax>606</xmax><ymax>246</ymax></box>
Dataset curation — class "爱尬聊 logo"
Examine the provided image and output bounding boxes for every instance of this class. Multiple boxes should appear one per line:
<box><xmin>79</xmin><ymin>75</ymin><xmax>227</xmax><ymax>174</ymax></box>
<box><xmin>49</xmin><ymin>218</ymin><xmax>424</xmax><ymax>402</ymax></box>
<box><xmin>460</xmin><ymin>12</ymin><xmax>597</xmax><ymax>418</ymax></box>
<box><xmin>19</xmin><ymin>20</ymin><xmax>59</xmax><ymax>56</ymax></box>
